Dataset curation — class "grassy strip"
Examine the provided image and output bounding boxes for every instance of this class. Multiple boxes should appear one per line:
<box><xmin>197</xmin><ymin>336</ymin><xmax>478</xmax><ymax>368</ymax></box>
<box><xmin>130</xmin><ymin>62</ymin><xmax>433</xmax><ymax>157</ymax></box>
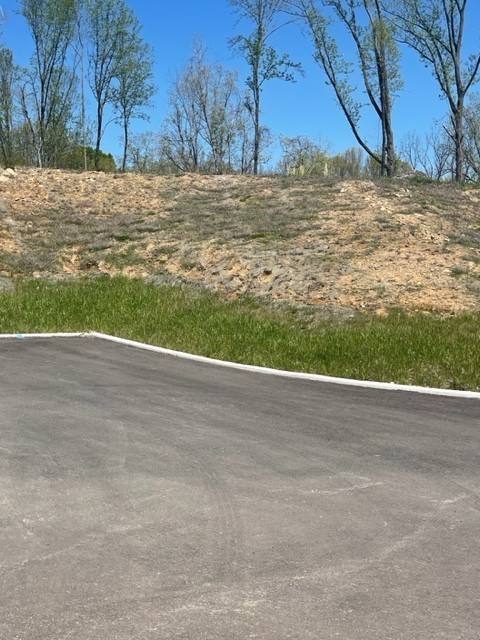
<box><xmin>0</xmin><ymin>276</ymin><xmax>479</xmax><ymax>391</ymax></box>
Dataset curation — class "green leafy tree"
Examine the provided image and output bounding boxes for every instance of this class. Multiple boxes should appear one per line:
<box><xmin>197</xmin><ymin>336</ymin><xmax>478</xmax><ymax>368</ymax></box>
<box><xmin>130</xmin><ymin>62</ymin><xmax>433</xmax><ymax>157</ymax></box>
<box><xmin>85</xmin><ymin>0</ymin><xmax>134</xmax><ymax>170</ymax></box>
<box><xmin>72</xmin><ymin>0</ymin><xmax>89</xmax><ymax>170</ymax></box>
<box><xmin>330</xmin><ymin>146</ymin><xmax>366</xmax><ymax>178</ymax></box>
<box><xmin>291</xmin><ymin>0</ymin><xmax>401</xmax><ymax>176</ymax></box>
<box><xmin>230</xmin><ymin>0</ymin><xmax>302</xmax><ymax>174</ymax></box>
<box><xmin>0</xmin><ymin>48</ymin><xmax>17</xmax><ymax>168</ymax></box>
<box><xmin>384</xmin><ymin>0</ymin><xmax>480</xmax><ymax>182</ymax></box>
<box><xmin>18</xmin><ymin>0</ymin><xmax>78</xmax><ymax>167</ymax></box>
<box><xmin>60</xmin><ymin>144</ymin><xmax>116</xmax><ymax>171</ymax></box>
<box><xmin>111</xmin><ymin>15</ymin><xmax>155</xmax><ymax>172</ymax></box>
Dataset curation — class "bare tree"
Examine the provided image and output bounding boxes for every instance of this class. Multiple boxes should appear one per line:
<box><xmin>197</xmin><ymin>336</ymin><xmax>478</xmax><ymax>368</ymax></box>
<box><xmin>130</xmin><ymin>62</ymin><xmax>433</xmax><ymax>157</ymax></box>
<box><xmin>384</xmin><ymin>0</ymin><xmax>480</xmax><ymax>182</ymax></box>
<box><xmin>0</xmin><ymin>5</ymin><xmax>6</xmax><ymax>32</ymax></box>
<box><xmin>464</xmin><ymin>96</ymin><xmax>480</xmax><ymax>181</ymax></box>
<box><xmin>160</xmin><ymin>51</ymin><xmax>206</xmax><ymax>173</ymax></box>
<box><xmin>399</xmin><ymin>132</ymin><xmax>428</xmax><ymax>176</ymax></box>
<box><xmin>279</xmin><ymin>134</ymin><xmax>329</xmax><ymax>174</ymax></box>
<box><xmin>290</xmin><ymin>0</ymin><xmax>401</xmax><ymax>176</ymax></box>
<box><xmin>189</xmin><ymin>41</ymin><xmax>240</xmax><ymax>173</ymax></box>
<box><xmin>161</xmin><ymin>41</ymin><xmax>245</xmax><ymax>174</ymax></box>
<box><xmin>237</xmin><ymin>117</ymin><xmax>273</xmax><ymax>173</ymax></box>
<box><xmin>126</xmin><ymin>131</ymin><xmax>162</xmax><ymax>173</ymax></box>
<box><xmin>229</xmin><ymin>0</ymin><xmax>302</xmax><ymax>174</ymax></box>
<box><xmin>400</xmin><ymin>128</ymin><xmax>453</xmax><ymax>180</ymax></box>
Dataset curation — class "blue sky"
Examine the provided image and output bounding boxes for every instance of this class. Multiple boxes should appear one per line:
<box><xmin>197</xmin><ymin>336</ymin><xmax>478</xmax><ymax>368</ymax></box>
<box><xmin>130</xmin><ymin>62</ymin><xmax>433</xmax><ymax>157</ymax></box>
<box><xmin>2</xmin><ymin>0</ymin><xmax>480</xmax><ymax>167</ymax></box>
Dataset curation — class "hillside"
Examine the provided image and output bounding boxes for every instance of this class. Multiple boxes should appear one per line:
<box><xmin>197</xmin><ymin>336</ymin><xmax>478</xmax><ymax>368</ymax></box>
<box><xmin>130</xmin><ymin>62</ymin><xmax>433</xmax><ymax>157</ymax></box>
<box><xmin>1</xmin><ymin>167</ymin><xmax>479</xmax><ymax>315</ymax></box>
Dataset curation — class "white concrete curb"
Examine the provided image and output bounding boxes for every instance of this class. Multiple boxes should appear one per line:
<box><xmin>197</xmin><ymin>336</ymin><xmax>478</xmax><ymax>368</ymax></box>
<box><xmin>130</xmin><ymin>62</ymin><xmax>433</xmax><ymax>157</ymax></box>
<box><xmin>1</xmin><ymin>331</ymin><xmax>479</xmax><ymax>399</ymax></box>
<box><xmin>0</xmin><ymin>332</ymin><xmax>87</xmax><ymax>339</ymax></box>
<box><xmin>90</xmin><ymin>332</ymin><xmax>480</xmax><ymax>400</ymax></box>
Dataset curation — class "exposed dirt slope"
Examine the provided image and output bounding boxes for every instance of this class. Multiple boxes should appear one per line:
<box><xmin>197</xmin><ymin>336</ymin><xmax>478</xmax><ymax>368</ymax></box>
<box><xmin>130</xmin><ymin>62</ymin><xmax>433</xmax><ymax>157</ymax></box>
<box><xmin>1</xmin><ymin>167</ymin><xmax>479</xmax><ymax>314</ymax></box>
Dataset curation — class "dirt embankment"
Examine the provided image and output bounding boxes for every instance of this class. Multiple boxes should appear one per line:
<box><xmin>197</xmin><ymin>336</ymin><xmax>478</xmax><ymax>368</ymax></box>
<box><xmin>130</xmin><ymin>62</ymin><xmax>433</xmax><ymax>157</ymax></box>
<box><xmin>1</xmin><ymin>167</ymin><xmax>479</xmax><ymax>314</ymax></box>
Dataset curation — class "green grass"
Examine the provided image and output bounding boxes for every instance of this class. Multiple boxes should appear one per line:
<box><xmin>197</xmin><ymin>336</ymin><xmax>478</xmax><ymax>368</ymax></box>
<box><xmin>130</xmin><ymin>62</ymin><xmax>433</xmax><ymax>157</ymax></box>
<box><xmin>1</xmin><ymin>276</ymin><xmax>479</xmax><ymax>391</ymax></box>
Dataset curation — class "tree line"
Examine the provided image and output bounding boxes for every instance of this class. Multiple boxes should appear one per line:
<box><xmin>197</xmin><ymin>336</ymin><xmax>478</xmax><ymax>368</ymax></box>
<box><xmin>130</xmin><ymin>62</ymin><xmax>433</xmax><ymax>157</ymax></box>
<box><xmin>0</xmin><ymin>0</ymin><xmax>154</xmax><ymax>171</ymax></box>
<box><xmin>1</xmin><ymin>0</ymin><xmax>480</xmax><ymax>182</ymax></box>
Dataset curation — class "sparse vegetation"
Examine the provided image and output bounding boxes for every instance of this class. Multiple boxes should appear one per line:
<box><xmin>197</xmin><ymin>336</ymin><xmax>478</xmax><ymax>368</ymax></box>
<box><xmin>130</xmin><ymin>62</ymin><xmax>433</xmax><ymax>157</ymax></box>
<box><xmin>1</xmin><ymin>169</ymin><xmax>479</xmax><ymax>314</ymax></box>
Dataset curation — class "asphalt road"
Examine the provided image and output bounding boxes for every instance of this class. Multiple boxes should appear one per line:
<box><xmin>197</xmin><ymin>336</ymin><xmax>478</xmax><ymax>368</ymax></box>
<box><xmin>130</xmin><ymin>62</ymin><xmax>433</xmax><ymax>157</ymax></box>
<box><xmin>1</xmin><ymin>336</ymin><xmax>479</xmax><ymax>639</ymax></box>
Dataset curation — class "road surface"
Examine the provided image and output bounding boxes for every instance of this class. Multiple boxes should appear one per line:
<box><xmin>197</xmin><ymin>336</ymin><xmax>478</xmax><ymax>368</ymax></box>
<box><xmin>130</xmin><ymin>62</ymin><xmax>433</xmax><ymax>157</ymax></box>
<box><xmin>1</xmin><ymin>336</ymin><xmax>479</xmax><ymax>639</ymax></box>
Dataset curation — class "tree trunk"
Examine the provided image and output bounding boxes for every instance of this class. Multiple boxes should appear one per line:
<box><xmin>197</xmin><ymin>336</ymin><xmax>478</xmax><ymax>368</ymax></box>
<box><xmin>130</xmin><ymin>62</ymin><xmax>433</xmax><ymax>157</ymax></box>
<box><xmin>252</xmin><ymin>70</ymin><xmax>260</xmax><ymax>175</ymax></box>
<box><xmin>253</xmin><ymin>102</ymin><xmax>260</xmax><ymax>175</ymax></box>
<box><xmin>94</xmin><ymin>104</ymin><xmax>102</xmax><ymax>171</ymax></box>
<box><xmin>122</xmin><ymin>117</ymin><xmax>128</xmax><ymax>172</ymax></box>
<box><xmin>81</xmin><ymin>43</ymin><xmax>88</xmax><ymax>171</ymax></box>
<box><xmin>374</xmin><ymin>10</ymin><xmax>395</xmax><ymax>178</ymax></box>
<box><xmin>454</xmin><ymin>101</ymin><xmax>464</xmax><ymax>183</ymax></box>
<box><xmin>384</xmin><ymin>109</ymin><xmax>395</xmax><ymax>177</ymax></box>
